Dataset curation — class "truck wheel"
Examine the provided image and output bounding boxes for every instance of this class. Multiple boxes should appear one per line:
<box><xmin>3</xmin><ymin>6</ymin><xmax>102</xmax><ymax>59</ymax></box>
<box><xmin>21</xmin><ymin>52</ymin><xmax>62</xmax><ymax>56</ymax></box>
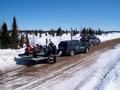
<box><xmin>98</xmin><ymin>40</ymin><xmax>100</xmax><ymax>45</ymax></box>
<box><xmin>70</xmin><ymin>50</ymin><xmax>74</xmax><ymax>56</ymax></box>
<box><xmin>92</xmin><ymin>42</ymin><xmax>95</xmax><ymax>46</ymax></box>
<box><xmin>47</xmin><ymin>56</ymin><xmax>56</xmax><ymax>64</ymax></box>
<box><xmin>84</xmin><ymin>48</ymin><xmax>89</xmax><ymax>53</ymax></box>
<box><xmin>96</xmin><ymin>42</ymin><xmax>99</xmax><ymax>45</ymax></box>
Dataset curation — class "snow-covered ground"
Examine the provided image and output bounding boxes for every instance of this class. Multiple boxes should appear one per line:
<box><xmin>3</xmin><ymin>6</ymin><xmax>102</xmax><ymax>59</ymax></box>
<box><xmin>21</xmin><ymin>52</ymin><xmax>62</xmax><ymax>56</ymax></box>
<box><xmin>28</xmin><ymin>33</ymin><xmax>120</xmax><ymax>47</ymax></box>
<box><xmin>0</xmin><ymin>48</ymin><xmax>24</xmax><ymax>71</ymax></box>
<box><xmin>1</xmin><ymin>33</ymin><xmax>120</xmax><ymax>90</ymax></box>
<box><xmin>97</xmin><ymin>33</ymin><xmax>120</xmax><ymax>42</ymax></box>
<box><xmin>1</xmin><ymin>33</ymin><xmax>120</xmax><ymax>70</ymax></box>
<box><xmin>103</xmin><ymin>61</ymin><xmax>120</xmax><ymax>90</ymax></box>
<box><xmin>101</xmin><ymin>44</ymin><xmax>120</xmax><ymax>90</ymax></box>
<box><xmin>32</xmin><ymin>44</ymin><xmax>120</xmax><ymax>90</ymax></box>
<box><xmin>79</xmin><ymin>44</ymin><xmax>120</xmax><ymax>90</ymax></box>
<box><xmin>28</xmin><ymin>33</ymin><xmax>80</xmax><ymax>48</ymax></box>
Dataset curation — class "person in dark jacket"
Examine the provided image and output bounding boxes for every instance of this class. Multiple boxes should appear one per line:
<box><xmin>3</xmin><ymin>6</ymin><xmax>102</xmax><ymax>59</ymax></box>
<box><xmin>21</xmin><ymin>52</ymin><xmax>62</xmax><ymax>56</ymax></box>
<box><xmin>33</xmin><ymin>44</ymin><xmax>41</xmax><ymax>58</ymax></box>
<box><xmin>49</xmin><ymin>42</ymin><xmax>57</xmax><ymax>55</ymax></box>
<box><xmin>45</xmin><ymin>42</ymin><xmax>57</xmax><ymax>56</ymax></box>
<box><xmin>47</xmin><ymin>42</ymin><xmax>57</xmax><ymax>61</ymax></box>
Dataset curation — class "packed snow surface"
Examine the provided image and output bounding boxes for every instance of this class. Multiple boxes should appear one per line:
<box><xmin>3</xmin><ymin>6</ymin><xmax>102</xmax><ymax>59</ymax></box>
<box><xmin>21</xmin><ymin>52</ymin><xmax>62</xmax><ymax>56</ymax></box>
<box><xmin>0</xmin><ymin>33</ymin><xmax>120</xmax><ymax>90</ymax></box>
<box><xmin>97</xmin><ymin>33</ymin><xmax>120</xmax><ymax>42</ymax></box>
<box><xmin>32</xmin><ymin>44</ymin><xmax>120</xmax><ymax>90</ymax></box>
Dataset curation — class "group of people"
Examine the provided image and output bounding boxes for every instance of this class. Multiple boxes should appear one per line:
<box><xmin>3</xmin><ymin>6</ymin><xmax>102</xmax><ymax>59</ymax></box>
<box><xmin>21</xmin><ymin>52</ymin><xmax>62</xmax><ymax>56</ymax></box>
<box><xmin>25</xmin><ymin>42</ymin><xmax>57</xmax><ymax>58</ymax></box>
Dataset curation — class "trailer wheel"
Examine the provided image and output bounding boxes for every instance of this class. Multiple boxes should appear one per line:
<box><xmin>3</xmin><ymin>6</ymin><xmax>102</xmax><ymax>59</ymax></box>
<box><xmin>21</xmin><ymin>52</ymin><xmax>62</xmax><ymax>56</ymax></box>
<box><xmin>47</xmin><ymin>55</ymin><xmax>56</xmax><ymax>64</ymax></box>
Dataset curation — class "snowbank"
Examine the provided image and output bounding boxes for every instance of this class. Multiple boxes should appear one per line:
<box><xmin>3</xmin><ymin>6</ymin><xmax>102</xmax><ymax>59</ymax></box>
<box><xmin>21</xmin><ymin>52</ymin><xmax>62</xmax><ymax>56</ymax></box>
<box><xmin>28</xmin><ymin>33</ymin><xmax>120</xmax><ymax>47</ymax></box>
<box><xmin>102</xmin><ymin>45</ymin><xmax>120</xmax><ymax>90</ymax></box>
<box><xmin>0</xmin><ymin>48</ymin><xmax>24</xmax><ymax>71</ymax></box>
<box><xmin>80</xmin><ymin>44</ymin><xmax>120</xmax><ymax>90</ymax></box>
<box><xmin>97</xmin><ymin>33</ymin><xmax>120</xmax><ymax>42</ymax></box>
<box><xmin>103</xmin><ymin>61</ymin><xmax>120</xmax><ymax>90</ymax></box>
<box><xmin>28</xmin><ymin>33</ymin><xmax>81</xmax><ymax>48</ymax></box>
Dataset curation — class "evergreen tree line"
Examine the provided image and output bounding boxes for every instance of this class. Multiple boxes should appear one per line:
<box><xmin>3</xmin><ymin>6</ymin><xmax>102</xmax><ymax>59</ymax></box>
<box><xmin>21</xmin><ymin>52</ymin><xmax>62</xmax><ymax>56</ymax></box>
<box><xmin>0</xmin><ymin>16</ymin><xmax>106</xmax><ymax>49</ymax></box>
<box><xmin>0</xmin><ymin>16</ymin><xmax>20</xmax><ymax>49</ymax></box>
<box><xmin>80</xmin><ymin>28</ymin><xmax>106</xmax><ymax>36</ymax></box>
<box><xmin>32</xmin><ymin>27</ymin><xmax>79</xmax><ymax>37</ymax></box>
<box><xmin>32</xmin><ymin>27</ymin><xmax>105</xmax><ymax>37</ymax></box>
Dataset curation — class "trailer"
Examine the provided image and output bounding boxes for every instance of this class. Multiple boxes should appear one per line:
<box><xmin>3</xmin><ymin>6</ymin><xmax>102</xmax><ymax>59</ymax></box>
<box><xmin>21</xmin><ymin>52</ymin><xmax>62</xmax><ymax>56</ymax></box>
<box><xmin>14</xmin><ymin>51</ymin><xmax>56</xmax><ymax>64</ymax></box>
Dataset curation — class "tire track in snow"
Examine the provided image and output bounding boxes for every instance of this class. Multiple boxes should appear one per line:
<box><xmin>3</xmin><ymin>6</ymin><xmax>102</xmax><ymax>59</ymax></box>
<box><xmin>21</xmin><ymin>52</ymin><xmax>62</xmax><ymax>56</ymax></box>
<box><xmin>0</xmin><ymin>50</ymin><xmax>97</xmax><ymax>89</ymax></box>
<box><xmin>15</xmin><ymin>50</ymin><xmax>104</xmax><ymax>90</ymax></box>
<box><xmin>74</xmin><ymin>46</ymin><xmax>120</xmax><ymax>90</ymax></box>
<box><xmin>1</xmin><ymin>38</ymin><xmax>120</xmax><ymax>90</ymax></box>
<box><xmin>95</xmin><ymin>59</ymin><xmax>120</xmax><ymax>90</ymax></box>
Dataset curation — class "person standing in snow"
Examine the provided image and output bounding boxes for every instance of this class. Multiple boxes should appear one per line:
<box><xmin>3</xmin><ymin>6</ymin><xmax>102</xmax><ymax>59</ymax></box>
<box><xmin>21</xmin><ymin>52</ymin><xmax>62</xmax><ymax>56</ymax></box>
<box><xmin>48</xmin><ymin>42</ymin><xmax>57</xmax><ymax>55</ymax></box>
<box><xmin>25</xmin><ymin>44</ymin><xmax>33</xmax><ymax>55</ymax></box>
<box><xmin>32</xmin><ymin>44</ymin><xmax>41</xmax><ymax>58</ymax></box>
<box><xmin>46</xmin><ymin>41</ymin><xmax>57</xmax><ymax>61</ymax></box>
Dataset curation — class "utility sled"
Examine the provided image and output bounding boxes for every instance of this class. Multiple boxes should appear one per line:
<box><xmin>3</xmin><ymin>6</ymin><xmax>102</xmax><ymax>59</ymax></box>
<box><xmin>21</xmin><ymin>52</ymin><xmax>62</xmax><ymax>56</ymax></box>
<box><xmin>14</xmin><ymin>51</ymin><xmax>56</xmax><ymax>64</ymax></box>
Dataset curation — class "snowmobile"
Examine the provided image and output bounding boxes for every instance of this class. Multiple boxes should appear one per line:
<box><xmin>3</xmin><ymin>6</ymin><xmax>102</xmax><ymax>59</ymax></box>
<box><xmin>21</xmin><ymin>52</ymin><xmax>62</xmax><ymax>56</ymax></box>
<box><xmin>14</xmin><ymin>47</ymin><xmax>56</xmax><ymax>64</ymax></box>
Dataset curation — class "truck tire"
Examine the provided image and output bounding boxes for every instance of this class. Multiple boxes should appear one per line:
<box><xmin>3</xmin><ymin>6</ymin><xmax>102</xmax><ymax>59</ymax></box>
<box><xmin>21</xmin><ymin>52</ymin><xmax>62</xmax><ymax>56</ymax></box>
<box><xmin>47</xmin><ymin>55</ymin><xmax>56</xmax><ymax>64</ymax></box>
<box><xmin>70</xmin><ymin>50</ymin><xmax>74</xmax><ymax>56</ymax></box>
<box><xmin>84</xmin><ymin>48</ymin><xmax>89</xmax><ymax>53</ymax></box>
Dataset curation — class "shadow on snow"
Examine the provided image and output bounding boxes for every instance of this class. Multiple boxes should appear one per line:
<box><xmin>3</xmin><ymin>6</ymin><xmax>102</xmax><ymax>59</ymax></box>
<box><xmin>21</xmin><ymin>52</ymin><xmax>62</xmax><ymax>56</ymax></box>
<box><xmin>15</xmin><ymin>59</ymin><xmax>48</xmax><ymax>67</ymax></box>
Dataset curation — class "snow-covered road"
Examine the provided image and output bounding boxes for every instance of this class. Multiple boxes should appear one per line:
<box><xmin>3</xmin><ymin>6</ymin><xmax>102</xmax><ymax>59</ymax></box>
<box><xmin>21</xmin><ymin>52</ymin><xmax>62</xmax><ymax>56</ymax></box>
<box><xmin>103</xmin><ymin>59</ymin><xmax>120</xmax><ymax>90</ymax></box>
<box><xmin>77</xmin><ymin>44</ymin><xmax>120</xmax><ymax>90</ymax></box>
<box><xmin>0</xmin><ymin>38</ymin><xmax>120</xmax><ymax>90</ymax></box>
<box><xmin>0</xmin><ymin>47</ymin><xmax>104</xmax><ymax>90</ymax></box>
<box><xmin>1</xmin><ymin>33</ymin><xmax>120</xmax><ymax>90</ymax></box>
<box><xmin>32</xmin><ymin>44</ymin><xmax>120</xmax><ymax>90</ymax></box>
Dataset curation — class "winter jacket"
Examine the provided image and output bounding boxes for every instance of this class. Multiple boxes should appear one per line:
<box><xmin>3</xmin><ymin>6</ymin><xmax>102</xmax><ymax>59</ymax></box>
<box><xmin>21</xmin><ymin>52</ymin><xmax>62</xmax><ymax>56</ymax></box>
<box><xmin>45</xmin><ymin>45</ymin><xmax>57</xmax><ymax>56</ymax></box>
<box><xmin>25</xmin><ymin>44</ymin><xmax>33</xmax><ymax>54</ymax></box>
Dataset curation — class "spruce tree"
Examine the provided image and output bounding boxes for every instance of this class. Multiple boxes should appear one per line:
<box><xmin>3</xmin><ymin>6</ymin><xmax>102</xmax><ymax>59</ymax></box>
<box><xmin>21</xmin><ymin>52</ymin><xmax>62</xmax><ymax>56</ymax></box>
<box><xmin>39</xmin><ymin>31</ymin><xmax>42</xmax><ymax>37</ymax></box>
<box><xmin>81</xmin><ymin>28</ymin><xmax>86</xmax><ymax>36</ymax></box>
<box><xmin>11</xmin><ymin>16</ymin><xmax>19</xmax><ymax>49</ymax></box>
<box><xmin>39</xmin><ymin>29</ymin><xmax>42</xmax><ymax>37</ymax></box>
<box><xmin>70</xmin><ymin>27</ymin><xmax>73</xmax><ymax>40</ymax></box>
<box><xmin>25</xmin><ymin>33</ymin><xmax>29</xmax><ymax>45</ymax></box>
<box><xmin>56</xmin><ymin>27</ymin><xmax>62</xmax><ymax>36</ymax></box>
<box><xmin>62</xmin><ymin>30</ymin><xmax>65</xmax><ymax>34</ymax></box>
<box><xmin>50</xmin><ymin>29</ymin><xmax>55</xmax><ymax>37</ymax></box>
<box><xmin>20</xmin><ymin>34</ymin><xmax>25</xmax><ymax>48</ymax></box>
<box><xmin>49</xmin><ymin>29</ymin><xmax>52</xmax><ymax>36</ymax></box>
<box><xmin>52</xmin><ymin>30</ymin><xmax>55</xmax><ymax>37</ymax></box>
<box><xmin>1</xmin><ymin>22</ymin><xmax>10</xmax><ymax>48</ymax></box>
<box><xmin>35</xmin><ymin>30</ymin><xmax>38</xmax><ymax>36</ymax></box>
<box><xmin>98</xmin><ymin>28</ymin><xmax>102</xmax><ymax>35</ymax></box>
<box><xmin>45</xmin><ymin>32</ymin><xmax>47</xmax><ymax>36</ymax></box>
<box><xmin>66</xmin><ymin>29</ymin><xmax>68</xmax><ymax>35</ymax></box>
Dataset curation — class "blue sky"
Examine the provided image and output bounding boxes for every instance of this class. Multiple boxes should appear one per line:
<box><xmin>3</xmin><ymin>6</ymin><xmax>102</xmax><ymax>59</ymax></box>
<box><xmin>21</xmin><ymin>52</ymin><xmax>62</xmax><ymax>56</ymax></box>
<box><xmin>0</xmin><ymin>0</ymin><xmax>120</xmax><ymax>31</ymax></box>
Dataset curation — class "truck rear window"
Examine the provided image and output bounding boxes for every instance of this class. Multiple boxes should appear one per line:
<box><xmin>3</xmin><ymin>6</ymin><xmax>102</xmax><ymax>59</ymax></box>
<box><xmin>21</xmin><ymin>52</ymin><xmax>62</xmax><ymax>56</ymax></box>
<box><xmin>59</xmin><ymin>42</ymin><xmax>67</xmax><ymax>48</ymax></box>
